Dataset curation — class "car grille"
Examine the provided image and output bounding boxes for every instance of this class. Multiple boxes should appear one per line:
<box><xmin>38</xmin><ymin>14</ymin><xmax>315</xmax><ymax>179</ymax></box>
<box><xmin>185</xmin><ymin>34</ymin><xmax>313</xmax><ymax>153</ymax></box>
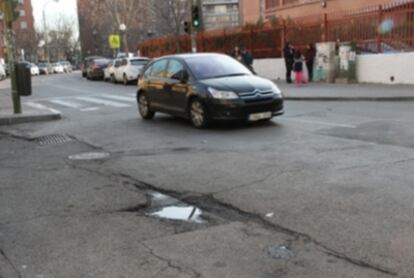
<box><xmin>239</xmin><ymin>90</ymin><xmax>275</xmax><ymax>104</ymax></box>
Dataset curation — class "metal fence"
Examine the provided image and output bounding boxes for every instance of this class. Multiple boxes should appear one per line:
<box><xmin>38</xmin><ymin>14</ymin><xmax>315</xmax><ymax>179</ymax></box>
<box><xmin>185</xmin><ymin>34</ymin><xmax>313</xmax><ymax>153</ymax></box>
<box><xmin>139</xmin><ymin>0</ymin><xmax>414</xmax><ymax>58</ymax></box>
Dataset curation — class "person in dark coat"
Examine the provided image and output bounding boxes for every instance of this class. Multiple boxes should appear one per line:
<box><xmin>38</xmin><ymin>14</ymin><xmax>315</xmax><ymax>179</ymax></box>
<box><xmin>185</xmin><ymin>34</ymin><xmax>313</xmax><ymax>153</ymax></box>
<box><xmin>241</xmin><ymin>47</ymin><xmax>255</xmax><ymax>74</ymax></box>
<box><xmin>283</xmin><ymin>42</ymin><xmax>295</xmax><ymax>83</ymax></box>
<box><xmin>305</xmin><ymin>43</ymin><xmax>316</xmax><ymax>82</ymax></box>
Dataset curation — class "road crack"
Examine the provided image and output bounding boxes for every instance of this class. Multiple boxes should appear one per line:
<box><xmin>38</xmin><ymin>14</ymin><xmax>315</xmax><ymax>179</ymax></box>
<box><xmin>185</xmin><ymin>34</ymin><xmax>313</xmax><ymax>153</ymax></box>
<box><xmin>0</xmin><ymin>247</ymin><xmax>22</xmax><ymax>278</ymax></box>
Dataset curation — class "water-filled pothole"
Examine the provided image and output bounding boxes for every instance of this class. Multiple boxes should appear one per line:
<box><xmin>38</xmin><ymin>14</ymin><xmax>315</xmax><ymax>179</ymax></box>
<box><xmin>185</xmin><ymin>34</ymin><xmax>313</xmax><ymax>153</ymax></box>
<box><xmin>145</xmin><ymin>191</ymin><xmax>205</xmax><ymax>223</ymax></box>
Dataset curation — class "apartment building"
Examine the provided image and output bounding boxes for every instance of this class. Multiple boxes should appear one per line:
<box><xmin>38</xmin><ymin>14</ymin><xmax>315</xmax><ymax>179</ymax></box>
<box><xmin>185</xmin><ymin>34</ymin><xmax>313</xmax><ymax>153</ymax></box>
<box><xmin>0</xmin><ymin>0</ymin><xmax>35</xmax><ymax>61</ymax></box>
<box><xmin>240</xmin><ymin>0</ymin><xmax>265</xmax><ymax>24</ymax></box>
<box><xmin>264</xmin><ymin>0</ymin><xmax>398</xmax><ymax>19</ymax></box>
<box><xmin>201</xmin><ymin>0</ymin><xmax>241</xmax><ymax>30</ymax></box>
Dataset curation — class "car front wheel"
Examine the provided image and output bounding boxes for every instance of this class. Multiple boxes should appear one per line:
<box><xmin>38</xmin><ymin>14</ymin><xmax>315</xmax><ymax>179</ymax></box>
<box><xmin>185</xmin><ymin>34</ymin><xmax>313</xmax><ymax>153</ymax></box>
<box><xmin>189</xmin><ymin>99</ymin><xmax>209</xmax><ymax>128</ymax></box>
<box><xmin>138</xmin><ymin>92</ymin><xmax>155</xmax><ymax>120</ymax></box>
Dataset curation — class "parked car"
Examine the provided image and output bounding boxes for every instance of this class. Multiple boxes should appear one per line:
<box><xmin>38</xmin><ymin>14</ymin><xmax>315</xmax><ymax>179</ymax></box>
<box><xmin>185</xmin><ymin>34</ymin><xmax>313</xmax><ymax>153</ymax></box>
<box><xmin>52</xmin><ymin>63</ymin><xmax>65</xmax><ymax>74</ymax></box>
<box><xmin>103</xmin><ymin>59</ymin><xmax>116</xmax><ymax>82</ymax></box>
<box><xmin>30</xmin><ymin>63</ymin><xmax>40</xmax><ymax>76</ymax></box>
<box><xmin>38</xmin><ymin>63</ymin><xmax>52</xmax><ymax>75</ymax></box>
<box><xmin>136</xmin><ymin>53</ymin><xmax>284</xmax><ymax>128</ymax></box>
<box><xmin>81</xmin><ymin>56</ymin><xmax>103</xmax><ymax>77</ymax></box>
<box><xmin>113</xmin><ymin>57</ymin><xmax>150</xmax><ymax>85</ymax></box>
<box><xmin>86</xmin><ymin>58</ymin><xmax>110</xmax><ymax>80</ymax></box>
<box><xmin>0</xmin><ymin>64</ymin><xmax>6</xmax><ymax>80</ymax></box>
<box><xmin>59</xmin><ymin>61</ymin><xmax>73</xmax><ymax>73</ymax></box>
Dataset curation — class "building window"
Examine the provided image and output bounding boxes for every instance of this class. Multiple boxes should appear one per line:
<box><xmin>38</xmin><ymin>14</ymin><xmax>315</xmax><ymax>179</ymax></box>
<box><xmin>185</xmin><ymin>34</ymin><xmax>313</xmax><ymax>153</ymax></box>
<box><xmin>18</xmin><ymin>0</ymin><xmax>24</xmax><ymax>4</ymax></box>
<box><xmin>20</xmin><ymin>21</ymin><xmax>27</xmax><ymax>29</ymax></box>
<box><xmin>20</xmin><ymin>10</ymin><xmax>26</xmax><ymax>17</ymax></box>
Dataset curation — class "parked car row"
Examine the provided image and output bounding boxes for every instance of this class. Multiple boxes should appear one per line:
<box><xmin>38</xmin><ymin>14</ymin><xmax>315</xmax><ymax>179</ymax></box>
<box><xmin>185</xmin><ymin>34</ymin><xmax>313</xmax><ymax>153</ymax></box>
<box><xmin>82</xmin><ymin>56</ymin><xmax>150</xmax><ymax>85</ymax></box>
<box><xmin>33</xmin><ymin>61</ymin><xmax>73</xmax><ymax>75</ymax></box>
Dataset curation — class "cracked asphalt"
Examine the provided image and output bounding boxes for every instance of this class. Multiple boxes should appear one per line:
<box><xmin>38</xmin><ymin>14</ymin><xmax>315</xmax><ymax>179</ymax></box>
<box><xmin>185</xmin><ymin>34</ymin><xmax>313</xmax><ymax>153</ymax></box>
<box><xmin>1</xmin><ymin>73</ymin><xmax>414</xmax><ymax>277</ymax></box>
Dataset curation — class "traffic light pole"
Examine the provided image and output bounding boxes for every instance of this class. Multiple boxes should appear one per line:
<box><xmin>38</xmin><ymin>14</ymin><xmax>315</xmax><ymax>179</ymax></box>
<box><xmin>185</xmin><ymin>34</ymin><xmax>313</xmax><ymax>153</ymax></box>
<box><xmin>3</xmin><ymin>0</ymin><xmax>21</xmax><ymax>114</ymax></box>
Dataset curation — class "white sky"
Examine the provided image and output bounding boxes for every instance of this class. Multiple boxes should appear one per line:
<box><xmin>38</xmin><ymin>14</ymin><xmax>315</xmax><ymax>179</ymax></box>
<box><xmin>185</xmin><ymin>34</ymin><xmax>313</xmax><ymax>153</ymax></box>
<box><xmin>31</xmin><ymin>0</ymin><xmax>78</xmax><ymax>32</ymax></box>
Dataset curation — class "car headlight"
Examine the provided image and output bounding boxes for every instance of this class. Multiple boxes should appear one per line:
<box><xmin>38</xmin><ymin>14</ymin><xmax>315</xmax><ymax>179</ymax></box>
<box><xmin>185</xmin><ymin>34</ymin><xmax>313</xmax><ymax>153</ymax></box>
<box><xmin>208</xmin><ymin>87</ymin><xmax>239</xmax><ymax>99</ymax></box>
<box><xmin>270</xmin><ymin>83</ymin><xmax>283</xmax><ymax>97</ymax></box>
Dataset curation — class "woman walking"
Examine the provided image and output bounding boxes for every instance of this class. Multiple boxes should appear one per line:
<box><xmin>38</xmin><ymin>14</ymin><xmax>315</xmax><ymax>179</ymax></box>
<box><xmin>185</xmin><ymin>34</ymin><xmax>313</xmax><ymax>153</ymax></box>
<box><xmin>293</xmin><ymin>50</ymin><xmax>304</xmax><ymax>86</ymax></box>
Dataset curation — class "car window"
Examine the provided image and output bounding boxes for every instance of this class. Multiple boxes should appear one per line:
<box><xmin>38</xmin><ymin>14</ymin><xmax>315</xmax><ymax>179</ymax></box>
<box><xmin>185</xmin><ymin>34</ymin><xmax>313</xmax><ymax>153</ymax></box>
<box><xmin>122</xmin><ymin>59</ymin><xmax>127</xmax><ymax>66</ymax></box>
<box><xmin>166</xmin><ymin>59</ymin><xmax>187</xmax><ymax>80</ymax></box>
<box><xmin>186</xmin><ymin>55</ymin><xmax>251</xmax><ymax>80</ymax></box>
<box><xmin>150</xmin><ymin>59</ymin><xmax>168</xmax><ymax>78</ymax></box>
<box><xmin>130</xmin><ymin>59</ymin><xmax>149</xmax><ymax>66</ymax></box>
<box><xmin>115</xmin><ymin>60</ymin><xmax>122</xmax><ymax>67</ymax></box>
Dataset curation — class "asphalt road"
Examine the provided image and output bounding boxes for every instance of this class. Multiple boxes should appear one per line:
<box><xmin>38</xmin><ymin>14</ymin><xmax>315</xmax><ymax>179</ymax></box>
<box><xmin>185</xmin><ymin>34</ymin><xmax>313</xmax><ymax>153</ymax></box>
<box><xmin>1</xmin><ymin>72</ymin><xmax>414</xmax><ymax>278</ymax></box>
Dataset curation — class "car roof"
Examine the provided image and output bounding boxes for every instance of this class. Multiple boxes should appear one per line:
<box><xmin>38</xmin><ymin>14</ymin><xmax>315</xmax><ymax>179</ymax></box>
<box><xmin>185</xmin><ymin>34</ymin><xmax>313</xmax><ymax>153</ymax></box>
<box><xmin>161</xmin><ymin>53</ymin><xmax>228</xmax><ymax>60</ymax></box>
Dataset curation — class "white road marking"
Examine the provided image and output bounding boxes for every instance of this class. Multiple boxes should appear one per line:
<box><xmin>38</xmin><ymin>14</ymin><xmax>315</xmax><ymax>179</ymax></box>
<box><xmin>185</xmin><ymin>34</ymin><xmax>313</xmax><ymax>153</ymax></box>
<box><xmin>100</xmin><ymin>95</ymin><xmax>135</xmax><ymax>102</ymax></box>
<box><xmin>46</xmin><ymin>84</ymin><xmax>90</xmax><ymax>94</ymax></box>
<box><xmin>24</xmin><ymin>102</ymin><xmax>61</xmax><ymax>114</ymax></box>
<box><xmin>49</xmin><ymin>99</ymin><xmax>83</xmax><ymax>109</ymax></box>
<box><xmin>75</xmin><ymin>96</ymin><xmax>130</xmax><ymax>108</ymax></box>
<box><xmin>284</xmin><ymin>118</ymin><xmax>357</xmax><ymax>128</ymax></box>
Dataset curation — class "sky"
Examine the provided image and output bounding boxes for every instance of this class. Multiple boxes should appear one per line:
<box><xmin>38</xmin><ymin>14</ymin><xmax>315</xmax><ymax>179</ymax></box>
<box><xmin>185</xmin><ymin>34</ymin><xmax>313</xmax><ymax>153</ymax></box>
<box><xmin>31</xmin><ymin>0</ymin><xmax>78</xmax><ymax>32</ymax></box>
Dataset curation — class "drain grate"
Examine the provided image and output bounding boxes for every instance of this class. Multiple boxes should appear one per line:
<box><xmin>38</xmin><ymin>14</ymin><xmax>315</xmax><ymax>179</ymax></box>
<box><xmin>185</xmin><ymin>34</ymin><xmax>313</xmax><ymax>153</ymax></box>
<box><xmin>34</xmin><ymin>134</ymin><xmax>74</xmax><ymax>146</ymax></box>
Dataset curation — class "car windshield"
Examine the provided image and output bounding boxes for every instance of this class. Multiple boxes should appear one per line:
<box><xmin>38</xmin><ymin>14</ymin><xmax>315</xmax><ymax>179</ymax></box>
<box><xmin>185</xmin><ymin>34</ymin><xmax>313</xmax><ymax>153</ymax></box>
<box><xmin>185</xmin><ymin>55</ymin><xmax>252</xmax><ymax>80</ymax></box>
<box><xmin>130</xmin><ymin>59</ymin><xmax>148</xmax><ymax>66</ymax></box>
<box><xmin>94</xmin><ymin>59</ymin><xmax>109</xmax><ymax>65</ymax></box>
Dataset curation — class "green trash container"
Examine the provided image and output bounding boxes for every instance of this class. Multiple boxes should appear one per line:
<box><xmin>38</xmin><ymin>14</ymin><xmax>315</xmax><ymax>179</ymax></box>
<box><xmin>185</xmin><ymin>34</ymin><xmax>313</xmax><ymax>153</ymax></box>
<box><xmin>15</xmin><ymin>62</ymin><xmax>32</xmax><ymax>96</ymax></box>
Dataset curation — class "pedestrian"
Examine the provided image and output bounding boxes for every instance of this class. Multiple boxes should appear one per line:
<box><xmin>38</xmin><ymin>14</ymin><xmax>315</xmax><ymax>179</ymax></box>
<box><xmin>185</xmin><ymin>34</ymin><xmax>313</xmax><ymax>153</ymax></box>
<box><xmin>231</xmin><ymin>46</ymin><xmax>243</xmax><ymax>64</ymax></box>
<box><xmin>293</xmin><ymin>50</ymin><xmax>304</xmax><ymax>86</ymax></box>
<box><xmin>283</xmin><ymin>42</ymin><xmax>295</xmax><ymax>83</ymax></box>
<box><xmin>241</xmin><ymin>47</ymin><xmax>256</xmax><ymax>74</ymax></box>
<box><xmin>305</xmin><ymin>43</ymin><xmax>316</xmax><ymax>82</ymax></box>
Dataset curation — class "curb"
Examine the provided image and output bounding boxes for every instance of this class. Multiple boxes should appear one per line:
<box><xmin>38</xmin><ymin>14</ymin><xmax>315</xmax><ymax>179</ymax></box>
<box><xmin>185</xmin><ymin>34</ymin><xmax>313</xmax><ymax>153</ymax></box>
<box><xmin>0</xmin><ymin>112</ymin><xmax>61</xmax><ymax>126</ymax></box>
<box><xmin>284</xmin><ymin>96</ymin><xmax>414</xmax><ymax>102</ymax></box>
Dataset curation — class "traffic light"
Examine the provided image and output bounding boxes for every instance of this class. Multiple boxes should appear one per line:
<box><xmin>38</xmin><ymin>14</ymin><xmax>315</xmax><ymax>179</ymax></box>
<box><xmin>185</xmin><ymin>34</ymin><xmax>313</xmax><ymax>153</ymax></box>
<box><xmin>191</xmin><ymin>5</ymin><xmax>201</xmax><ymax>29</ymax></box>
<box><xmin>184</xmin><ymin>21</ymin><xmax>191</xmax><ymax>34</ymax></box>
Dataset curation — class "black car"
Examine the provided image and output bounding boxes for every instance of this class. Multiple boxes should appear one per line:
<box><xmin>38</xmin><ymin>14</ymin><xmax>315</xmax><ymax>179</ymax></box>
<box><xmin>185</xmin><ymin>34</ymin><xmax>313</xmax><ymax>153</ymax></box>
<box><xmin>81</xmin><ymin>56</ymin><xmax>103</xmax><ymax>78</ymax></box>
<box><xmin>136</xmin><ymin>53</ymin><xmax>284</xmax><ymax>128</ymax></box>
<box><xmin>86</xmin><ymin>58</ymin><xmax>110</xmax><ymax>80</ymax></box>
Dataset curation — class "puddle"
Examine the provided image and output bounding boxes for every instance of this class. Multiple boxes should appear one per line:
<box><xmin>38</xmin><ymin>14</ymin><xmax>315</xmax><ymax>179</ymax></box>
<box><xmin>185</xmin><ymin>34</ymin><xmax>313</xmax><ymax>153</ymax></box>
<box><xmin>267</xmin><ymin>244</ymin><xmax>295</xmax><ymax>260</ymax></box>
<box><xmin>68</xmin><ymin>152</ymin><xmax>110</xmax><ymax>160</ymax></box>
<box><xmin>145</xmin><ymin>191</ymin><xmax>205</xmax><ymax>223</ymax></box>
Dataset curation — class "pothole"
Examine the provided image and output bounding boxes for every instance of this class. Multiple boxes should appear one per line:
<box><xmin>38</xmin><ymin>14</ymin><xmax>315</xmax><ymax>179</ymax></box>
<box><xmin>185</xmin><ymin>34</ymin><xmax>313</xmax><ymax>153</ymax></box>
<box><xmin>145</xmin><ymin>191</ymin><xmax>205</xmax><ymax>223</ymax></box>
<box><xmin>68</xmin><ymin>152</ymin><xmax>110</xmax><ymax>161</ymax></box>
<box><xmin>267</xmin><ymin>244</ymin><xmax>295</xmax><ymax>260</ymax></box>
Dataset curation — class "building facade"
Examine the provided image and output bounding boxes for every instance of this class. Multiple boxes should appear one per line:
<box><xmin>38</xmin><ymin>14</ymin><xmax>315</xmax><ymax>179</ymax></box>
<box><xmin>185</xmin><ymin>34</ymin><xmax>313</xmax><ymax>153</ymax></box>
<box><xmin>239</xmin><ymin>0</ymin><xmax>265</xmax><ymax>25</ymax></box>
<box><xmin>0</xmin><ymin>0</ymin><xmax>36</xmax><ymax>61</ymax></box>
<box><xmin>201</xmin><ymin>0</ymin><xmax>241</xmax><ymax>30</ymax></box>
<box><xmin>265</xmin><ymin>0</ymin><xmax>398</xmax><ymax>19</ymax></box>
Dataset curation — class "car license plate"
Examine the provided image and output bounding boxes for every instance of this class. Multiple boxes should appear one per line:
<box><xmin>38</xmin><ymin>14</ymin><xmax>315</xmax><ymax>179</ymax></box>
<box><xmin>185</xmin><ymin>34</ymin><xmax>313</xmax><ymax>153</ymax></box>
<box><xmin>248</xmin><ymin>112</ymin><xmax>272</xmax><ymax>121</ymax></box>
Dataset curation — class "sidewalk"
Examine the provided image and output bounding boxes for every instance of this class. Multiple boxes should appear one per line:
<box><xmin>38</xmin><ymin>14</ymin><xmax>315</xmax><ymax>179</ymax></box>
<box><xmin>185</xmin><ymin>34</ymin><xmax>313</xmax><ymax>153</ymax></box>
<box><xmin>276</xmin><ymin>82</ymin><xmax>414</xmax><ymax>101</ymax></box>
<box><xmin>0</xmin><ymin>80</ymin><xmax>60</xmax><ymax>126</ymax></box>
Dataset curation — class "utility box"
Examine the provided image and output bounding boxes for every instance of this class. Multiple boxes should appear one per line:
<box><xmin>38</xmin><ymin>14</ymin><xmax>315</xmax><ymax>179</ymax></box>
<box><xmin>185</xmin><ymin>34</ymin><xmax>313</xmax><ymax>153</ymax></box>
<box><xmin>15</xmin><ymin>62</ymin><xmax>32</xmax><ymax>96</ymax></box>
<box><xmin>313</xmin><ymin>42</ymin><xmax>336</xmax><ymax>83</ymax></box>
<box><xmin>336</xmin><ymin>43</ymin><xmax>357</xmax><ymax>83</ymax></box>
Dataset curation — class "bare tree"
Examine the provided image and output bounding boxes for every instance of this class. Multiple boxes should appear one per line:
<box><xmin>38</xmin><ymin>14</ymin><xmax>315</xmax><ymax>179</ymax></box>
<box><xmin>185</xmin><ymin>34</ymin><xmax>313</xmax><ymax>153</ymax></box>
<box><xmin>100</xmin><ymin>0</ymin><xmax>144</xmax><ymax>53</ymax></box>
<box><xmin>145</xmin><ymin>0</ymin><xmax>189</xmax><ymax>52</ymax></box>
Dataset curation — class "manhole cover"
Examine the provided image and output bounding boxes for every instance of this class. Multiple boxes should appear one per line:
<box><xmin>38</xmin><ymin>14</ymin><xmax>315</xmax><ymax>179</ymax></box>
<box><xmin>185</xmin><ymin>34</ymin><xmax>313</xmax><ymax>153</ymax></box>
<box><xmin>35</xmin><ymin>134</ymin><xmax>73</xmax><ymax>145</ymax></box>
<box><xmin>68</xmin><ymin>152</ymin><xmax>110</xmax><ymax>160</ymax></box>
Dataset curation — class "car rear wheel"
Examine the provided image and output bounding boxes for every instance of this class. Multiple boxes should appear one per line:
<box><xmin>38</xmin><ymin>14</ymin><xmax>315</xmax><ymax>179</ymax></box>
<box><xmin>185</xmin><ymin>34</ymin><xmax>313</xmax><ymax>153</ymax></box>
<box><xmin>189</xmin><ymin>99</ymin><xmax>209</xmax><ymax>128</ymax></box>
<box><xmin>138</xmin><ymin>92</ymin><xmax>155</xmax><ymax>120</ymax></box>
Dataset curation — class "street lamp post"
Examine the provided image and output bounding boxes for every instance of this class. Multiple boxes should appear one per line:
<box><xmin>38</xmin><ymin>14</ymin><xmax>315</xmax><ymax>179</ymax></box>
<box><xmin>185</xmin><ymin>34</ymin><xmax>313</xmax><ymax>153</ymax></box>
<box><xmin>42</xmin><ymin>0</ymin><xmax>59</xmax><ymax>63</ymax></box>
<box><xmin>119</xmin><ymin>23</ymin><xmax>128</xmax><ymax>55</ymax></box>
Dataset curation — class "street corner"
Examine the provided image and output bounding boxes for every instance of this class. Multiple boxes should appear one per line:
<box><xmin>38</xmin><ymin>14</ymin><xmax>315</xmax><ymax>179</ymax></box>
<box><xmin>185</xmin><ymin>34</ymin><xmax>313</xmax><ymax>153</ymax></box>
<box><xmin>0</xmin><ymin>104</ymin><xmax>61</xmax><ymax>126</ymax></box>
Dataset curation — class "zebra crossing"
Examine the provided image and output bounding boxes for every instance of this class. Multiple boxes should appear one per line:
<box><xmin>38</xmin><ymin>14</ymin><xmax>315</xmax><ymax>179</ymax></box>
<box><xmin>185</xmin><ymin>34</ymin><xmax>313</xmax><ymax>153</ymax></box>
<box><xmin>24</xmin><ymin>93</ymin><xmax>137</xmax><ymax>113</ymax></box>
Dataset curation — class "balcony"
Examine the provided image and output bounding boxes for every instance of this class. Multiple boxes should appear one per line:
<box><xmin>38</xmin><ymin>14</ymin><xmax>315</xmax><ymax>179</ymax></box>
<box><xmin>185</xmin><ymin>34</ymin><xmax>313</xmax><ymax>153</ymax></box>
<box><xmin>265</xmin><ymin>0</ymin><xmax>321</xmax><ymax>11</ymax></box>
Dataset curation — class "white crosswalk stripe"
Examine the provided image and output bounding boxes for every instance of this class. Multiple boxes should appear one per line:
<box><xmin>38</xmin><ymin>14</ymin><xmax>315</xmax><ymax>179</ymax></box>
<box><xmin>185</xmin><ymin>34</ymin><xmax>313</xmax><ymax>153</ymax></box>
<box><xmin>75</xmin><ymin>96</ymin><xmax>131</xmax><ymax>108</ymax></box>
<box><xmin>23</xmin><ymin>94</ymin><xmax>135</xmax><ymax>112</ymax></box>
<box><xmin>49</xmin><ymin>99</ymin><xmax>84</xmax><ymax>109</ymax></box>
<box><xmin>100</xmin><ymin>95</ymin><xmax>136</xmax><ymax>102</ymax></box>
